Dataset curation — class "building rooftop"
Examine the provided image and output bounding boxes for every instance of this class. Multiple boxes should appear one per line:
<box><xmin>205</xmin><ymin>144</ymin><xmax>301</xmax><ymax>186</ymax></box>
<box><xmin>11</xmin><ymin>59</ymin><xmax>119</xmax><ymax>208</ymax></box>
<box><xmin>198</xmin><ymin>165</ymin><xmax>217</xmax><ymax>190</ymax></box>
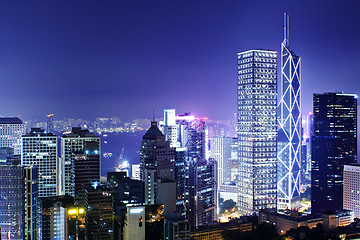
<box><xmin>63</xmin><ymin>127</ymin><xmax>98</xmax><ymax>138</ymax></box>
<box><xmin>143</xmin><ymin>121</ymin><xmax>164</xmax><ymax>140</ymax></box>
<box><xmin>0</xmin><ymin>117</ymin><xmax>23</xmax><ymax>124</ymax></box>
<box><xmin>23</xmin><ymin>128</ymin><xmax>56</xmax><ymax>137</ymax></box>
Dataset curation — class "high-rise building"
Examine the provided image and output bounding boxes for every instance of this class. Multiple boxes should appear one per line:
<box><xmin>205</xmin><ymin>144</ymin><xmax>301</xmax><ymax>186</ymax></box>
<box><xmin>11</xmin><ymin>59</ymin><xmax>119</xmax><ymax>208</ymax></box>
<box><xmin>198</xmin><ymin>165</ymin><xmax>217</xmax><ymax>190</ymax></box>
<box><xmin>61</xmin><ymin>127</ymin><xmax>101</xmax><ymax>197</ymax></box>
<box><xmin>140</xmin><ymin>121</ymin><xmax>175</xmax><ymax>205</ymax></box>
<box><xmin>21</xmin><ymin>128</ymin><xmax>60</xmax><ymax>197</ymax></box>
<box><xmin>344</xmin><ymin>165</ymin><xmax>360</xmax><ymax>219</ymax></box>
<box><xmin>311</xmin><ymin>92</ymin><xmax>357</xmax><ymax>214</ymax></box>
<box><xmin>131</xmin><ymin>163</ymin><xmax>140</xmax><ymax>180</ymax></box>
<box><xmin>277</xmin><ymin>13</ymin><xmax>302</xmax><ymax>211</ymax></box>
<box><xmin>195</xmin><ymin>158</ymin><xmax>217</xmax><ymax>226</ymax></box>
<box><xmin>47</xmin><ymin>114</ymin><xmax>55</xmax><ymax>133</ymax></box>
<box><xmin>0</xmin><ymin>117</ymin><xmax>26</xmax><ymax>155</ymax></box>
<box><xmin>73</xmin><ymin>141</ymin><xmax>101</xmax><ymax>203</ymax></box>
<box><xmin>123</xmin><ymin>205</ymin><xmax>165</xmax><ymax>240</ymax></box>
<box><xmin>41</xmin><ymin>195</ymin><xmax>75</xmax><ymax>240</ymax></box>
<box><xmin>162</xmin><ymin>109</ymin><xmax>180</xmax><ymax>148</ymax></box>
<box><xmin>175</xmin><ymin>114</ymin><xmax>208</xmax><ymax>226</ymax></box>
<box><xmin>0</xmin><ymin>165</ymin><xmax>39</xmax><ymax>240</ymax></box>
<box><xmin>237</xmin><ymin>49</ymin><xmax>278</xmax><ymax>215</ymax></box>
<box><xmin>230</xmin><ymin>137</ymin><xmax>238</xmax><ymax>182</ymax></box>
<box><xmin>210</xmin><ymin>135</ymin><xmax>231</xmax><ymax>186</ymax></box>
<box><xmin>85</xmin><ymin>185</ymin><xmax>113</xmax><ymax>240</ymax></box>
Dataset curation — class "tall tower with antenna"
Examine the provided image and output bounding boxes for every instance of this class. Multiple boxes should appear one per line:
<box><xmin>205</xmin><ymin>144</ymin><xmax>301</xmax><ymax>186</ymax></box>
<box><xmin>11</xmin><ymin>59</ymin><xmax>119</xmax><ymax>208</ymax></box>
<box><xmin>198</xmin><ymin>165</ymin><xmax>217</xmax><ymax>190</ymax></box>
<box><xmin>277</xmin><ymin>13</ymin><xmax>302</xmax><ymax>211</ymax></box>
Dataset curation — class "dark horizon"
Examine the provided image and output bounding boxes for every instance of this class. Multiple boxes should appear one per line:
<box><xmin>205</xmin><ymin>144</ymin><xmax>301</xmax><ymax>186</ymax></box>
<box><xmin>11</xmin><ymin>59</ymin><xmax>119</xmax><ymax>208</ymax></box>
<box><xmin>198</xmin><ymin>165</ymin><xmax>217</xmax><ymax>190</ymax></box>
<box><xmin>0</xmin><ymin>1</ymin><xmax>359</xmax><ymax>121</ymax></box>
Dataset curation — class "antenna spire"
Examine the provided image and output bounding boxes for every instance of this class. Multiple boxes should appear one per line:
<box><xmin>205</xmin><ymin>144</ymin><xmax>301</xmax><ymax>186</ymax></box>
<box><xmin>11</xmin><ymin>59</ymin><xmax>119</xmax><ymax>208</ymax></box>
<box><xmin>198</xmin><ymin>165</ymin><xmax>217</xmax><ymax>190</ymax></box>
<box><xmin>153</xmin><ymin>109</ymin><xmax>155</xmax><ymax>122</ymax></box>
<box><xmin>283</xmin><ymin>13</ymin><xmax>290</xmax><ymax>47</ymax></box>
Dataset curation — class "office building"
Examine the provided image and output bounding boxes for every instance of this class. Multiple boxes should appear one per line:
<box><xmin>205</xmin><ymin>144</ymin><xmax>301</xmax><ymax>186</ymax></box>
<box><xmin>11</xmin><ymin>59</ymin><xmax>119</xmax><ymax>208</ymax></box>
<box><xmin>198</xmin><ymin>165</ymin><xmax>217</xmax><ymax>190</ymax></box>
<box><xmin>21</xmin><ymin>128</ymin><xmax>60</xmax><ymax>197</ymax></box>
<box><xmin>237</xmin><ymin>49</ymin><xmax>278</xmax><ymax>215</ymax></box>
<box><xmin>210</xmin><ymin>135</ymin><xmax>231</xmax><ymax>186</ymax></box>
<box><xmin>85</xmin><ymin>185</ymin><xmax>113</xmax><ymax>240</ymax></box>
<box><xmin>343</xmin><ymin>165</ymin><xmax>360</xmax><ymax>219</ymax></box>
<box><xmin>277</xmin><ymin>13</ymin><xmax>302</xmax><ymax>211</ymax></box>
<box><xmin>259</xmin><ymin>210</ymin><xmax>322</xmax><ymax>235</ymax></box>
<box><xmin>131</xmin><ymin>163</ymin><xmax>140</xmax><ymax>180</ymax></box>
<box><xmin>195</xmin><ymin>158</ymin><xmax>217</xmax><ymax>226</ymax></box>
<box><xmin>191</xmin><ymin>220</ymin><xmax>252</xmax><ymax>240</ymax></box>
<box><xmin>0</xmin><ymin>165</ymin><xmax>39</xmax><ymax>240</ymax></box>
<box><xmin>0</xmin><ymin>117</ymin><xmax>26</xmax><ymax>155</ymax></box>
<box><xmin>107</xmin><ymin>171</ymin><xmax>144</xmax><ymax>205</ymax></box>
<box><xmin>73</xmin><ymin>141</ymin><xmax>101</xmax><ymax>203</ymax></box>
<box><xmin>164</xmin><ymin>213</ymin><xmax>191</xmax><ymax>240</ymax></box>
<box><xmin>140</xmin><ymin>121</ymin><xmax>175</xmax><ymax>204</ymax></box>
<box><xmin>123</xmin><ymin>205</ymin><xmax>165</xmax><ymax>240</ymax></box>
<box><xmin>162</xmin><ymin>109</ymin><xmax>180</xmax><ymax>148</ymax></box>
<box><xmin>41</xmin><ymin>195</ymin><xmax>75</xmax><ymax>240</ymax></box>
<box><xmin>230</xmin><ymin>137</ymin><xmax>238</xmax><ymax>182</ymax></box>
<box><xmin>47</xmin><ymin>114</ymin><xmax>54</xmax><ymax>133</ymax></box>
<box><xmin>311</xmin><ymin>92</ymin><xmax>357</xmax><ymax>214</ymax></box>
<box><xmin>62</xmin><ymin>127</ymin><xmax>101</xmax><ymax>197</ymax></box>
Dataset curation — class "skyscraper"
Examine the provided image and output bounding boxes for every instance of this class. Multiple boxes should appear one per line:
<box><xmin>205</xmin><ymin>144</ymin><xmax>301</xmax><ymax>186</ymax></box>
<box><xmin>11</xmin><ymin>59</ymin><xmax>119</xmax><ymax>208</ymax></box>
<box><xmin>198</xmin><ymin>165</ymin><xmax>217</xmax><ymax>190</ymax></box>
<box><xmin>277</xmin><ymin>13</ymin><xmax>302</xmax><ymax>211</ymax></box>
<box><xmin>61</xmin><ymin>127</ymin><xmax>101</xmax><ymax>197</ymax></box>
<box><xmin>0</xmin><ymin>165</ymin><xmax>39</xmax><ymax>240</ymax></box>
<box><xmin>237</xmin><ymin>49</ymin><xmax>278</xmax><ymax>215</ymax></box>
<box><xmin>210</xmin><ymin>135</ymin><xmax>231</xmax><ymax>186</ymax></box>
<box><xmin>73</xmin><ymin>141</ymin><xmax>101</xmax><ymax>203</ymax></box>
<box><xmin>311</xmin><ymin>92</ymin><xmax>357</xmax><ymax>214</ymax></box>
<box><xmin>162</xmin><ymin>109</ymin><xmax>179</xmax><ymax>147</ymax></box>
<box><xmin>343</xmin><ymin>165</ymin><xmax>360</xmax><ymax>219</ymax></box>
<box><xmin>0</xmin><ymin>117</ymin><xmax>26</xmax><ymax>155</ymax></box>
<box><xmin>47</xmin><ymin>114</ymin><xmax>55</xmax><ymax>133</ymax></box>
<box><xmin>85</xmin><ymin>185</ymin><xmax>113</xmax><ymax>240</ymax></box>
<box><xmin>195</xmin><ymin>158</ymin><xmax>217</xmax><ymax>226</ymax></box>
<box><xmin>140</xmin><ymin>121</ymin><xmax>175</xmax><ymax>204</ymax></box>
<box><xmin>22</xmin><ymin>128</ymin><xmax>60</xmax><ymax>197</ymax></box>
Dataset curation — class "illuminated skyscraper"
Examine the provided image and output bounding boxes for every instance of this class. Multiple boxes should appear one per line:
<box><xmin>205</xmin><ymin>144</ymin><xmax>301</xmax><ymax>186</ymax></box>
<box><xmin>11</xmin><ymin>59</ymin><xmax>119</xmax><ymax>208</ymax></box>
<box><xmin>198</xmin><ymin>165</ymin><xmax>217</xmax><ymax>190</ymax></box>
<box><xmin>22</xmin><ymin>128</ymin><xmax>60</xmax><ymax>197</ymax></box>
<box><xmin>47</xmin><ymin>114</ymin><xmax>54</xmax><ymax>133</ymax></box>
<box><xmin>237</xmin><ymin>49</ymin><xmax>277</xmax><ymax>215</ymax></box>
<box><xmin>0</xmin><ymin>117</ymin><xmax>26</xmax><ymax>155</ymax></box>
<box><xmin>311</xmin><ymin>92</ymin><xmax>357</xmax><ymax>214</ymax></box>
<box><xmin>61</xmin><ymin>127</ymin><xmax>101</xmax><ymax>197</ymax></box>
<box><xmin>0</xmin><ymin>165</ymin><xmax>39</xmax><ymax>240</ymax></box>
<box><xmin>195</xmin><ymin>158</ymin><xmax>217</xmax><ymax>226</ymax></box>
<box><xmin>210</xmin><ymin>135</ymin><xmax>231</xmax><ymax>186</ymax></box>
<box><xmin>162</xmin><ymin>109</ymin><xmax>180</xmax><ymax>148</ymax></box>
<box><xmin>344</xmin><ymin>165</ymin><xmax>360</xmax><ymax>219</ymax></box>
<box><xmin>277</xmin><ymin>13</ymin><xmax>302</xmax><ymax>211</ymax></box>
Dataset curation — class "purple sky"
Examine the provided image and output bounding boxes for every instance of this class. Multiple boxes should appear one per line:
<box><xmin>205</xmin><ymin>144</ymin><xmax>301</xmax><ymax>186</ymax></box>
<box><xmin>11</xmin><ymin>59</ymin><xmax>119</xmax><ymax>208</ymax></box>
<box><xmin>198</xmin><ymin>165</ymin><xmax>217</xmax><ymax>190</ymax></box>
<box><xmin>0</xmin><ymin>0</ymin><xmax>359</xmax><ymax>121</ymax></box>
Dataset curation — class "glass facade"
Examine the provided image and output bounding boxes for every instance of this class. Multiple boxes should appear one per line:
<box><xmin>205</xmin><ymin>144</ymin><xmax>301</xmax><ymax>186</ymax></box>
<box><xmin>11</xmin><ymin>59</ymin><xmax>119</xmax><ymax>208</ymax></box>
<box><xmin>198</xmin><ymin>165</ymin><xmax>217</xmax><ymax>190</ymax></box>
<box><xmin>61</xmin><ymin>128</ymin><xmax>100</xmax><ymax>197</ymax></box>
<box><xmin>237</xmin><ymin>50</ymin><xmax>278</xmax><ymax>216</ymax></box>
<box><xmin>277</xmin><ymin>21</ymin><xmax>302</xmax><ymax>210</ymax></box>
<box><xmin>0</xmin><ymin>165</ymin><xmax>39</xmax><ymax>240</ymax></box>
<box><xmin>22</xmin><ymin>128</ymin><xmax>58</xmax><ymax>198</ymax></box>
<box><xmin>311</xmin><ymin>93</ymin><xmax>357</xmax><ymax>214</ymax></box>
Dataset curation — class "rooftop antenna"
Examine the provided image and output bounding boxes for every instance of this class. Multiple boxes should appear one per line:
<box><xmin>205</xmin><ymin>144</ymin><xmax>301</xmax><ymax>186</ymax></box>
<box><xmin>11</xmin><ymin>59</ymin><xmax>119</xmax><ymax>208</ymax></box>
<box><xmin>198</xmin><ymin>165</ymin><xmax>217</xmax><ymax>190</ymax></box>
<box><xmin>283</xmin><ymin>13</ymin><xmax>290</xmax><ymax>47</ymax></box>
<box><xmin>152</xmin><ymin>109</ymin><xmax>156</xmax><ymax>125</ymax></box>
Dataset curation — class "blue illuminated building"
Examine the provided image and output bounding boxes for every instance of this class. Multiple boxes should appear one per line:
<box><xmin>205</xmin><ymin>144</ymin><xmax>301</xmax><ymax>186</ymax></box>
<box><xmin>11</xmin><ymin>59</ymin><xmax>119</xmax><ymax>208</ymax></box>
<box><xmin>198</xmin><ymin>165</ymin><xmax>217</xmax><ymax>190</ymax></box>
<box><xmin>277</xmin><ymin>13</ymin><xmax>302</xmax><ymax>211</ymax></box>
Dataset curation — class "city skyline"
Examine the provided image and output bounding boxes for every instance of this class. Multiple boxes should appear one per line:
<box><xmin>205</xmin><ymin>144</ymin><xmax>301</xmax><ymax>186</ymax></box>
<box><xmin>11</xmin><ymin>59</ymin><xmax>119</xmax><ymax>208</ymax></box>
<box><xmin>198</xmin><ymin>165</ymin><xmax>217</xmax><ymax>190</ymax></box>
<box><xmin>0</xmin><ymin>1</ymin><xmax>359</xmax><ymax>121</ymax></box>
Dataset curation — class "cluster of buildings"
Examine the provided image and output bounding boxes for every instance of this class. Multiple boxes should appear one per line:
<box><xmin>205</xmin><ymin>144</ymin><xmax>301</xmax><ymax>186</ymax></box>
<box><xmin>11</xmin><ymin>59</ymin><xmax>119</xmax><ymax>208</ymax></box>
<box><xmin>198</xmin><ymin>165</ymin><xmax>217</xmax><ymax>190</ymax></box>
<box><xmin>1</xmin><ymin>13</ymin><xmax>360</xmax><ymax>240</ymax></box>
<box><xmin>26</xmin><ymin>115</ymin><xmax>150</xmax><ymax>134</ymax></box>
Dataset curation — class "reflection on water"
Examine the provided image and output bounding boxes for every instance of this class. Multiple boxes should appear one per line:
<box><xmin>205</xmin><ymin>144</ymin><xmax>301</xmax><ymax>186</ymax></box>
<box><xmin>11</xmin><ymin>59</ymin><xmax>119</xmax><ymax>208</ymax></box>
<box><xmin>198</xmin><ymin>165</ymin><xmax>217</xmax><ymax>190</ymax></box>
<box><xmin>100</xmin><ymin>131</ymin><xmax>145</xmax><ymax>177</ymax></box>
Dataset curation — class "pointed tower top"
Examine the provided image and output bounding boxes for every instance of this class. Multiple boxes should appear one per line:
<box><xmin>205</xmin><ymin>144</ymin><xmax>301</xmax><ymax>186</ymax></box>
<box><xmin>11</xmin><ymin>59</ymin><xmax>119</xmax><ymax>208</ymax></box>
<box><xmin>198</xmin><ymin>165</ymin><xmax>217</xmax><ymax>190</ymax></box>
<box><xmin>283</xmin><ymin>13</ymin><xmax>290</xmax><ymax>47</ymax></box>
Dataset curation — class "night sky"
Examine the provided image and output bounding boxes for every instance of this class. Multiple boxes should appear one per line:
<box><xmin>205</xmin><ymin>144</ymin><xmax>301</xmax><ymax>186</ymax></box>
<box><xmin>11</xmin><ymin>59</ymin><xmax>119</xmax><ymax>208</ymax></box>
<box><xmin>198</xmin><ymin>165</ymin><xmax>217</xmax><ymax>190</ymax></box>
<box><xmin>0</xmin><ymin>0</ymin><xmax>359</xmax><ymax>121</ymax></box>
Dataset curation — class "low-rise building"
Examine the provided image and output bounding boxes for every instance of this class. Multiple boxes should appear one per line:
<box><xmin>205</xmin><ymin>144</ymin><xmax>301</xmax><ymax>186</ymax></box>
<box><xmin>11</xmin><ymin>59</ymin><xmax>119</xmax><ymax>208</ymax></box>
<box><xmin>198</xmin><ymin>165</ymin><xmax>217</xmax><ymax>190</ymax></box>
<box><xmin>191</xmin><ymin>220</ymin><xmax>252</xmax><ymax>240</ymax></box>
<box><xmin>259</xmin><ymin>210</ymin><xmax>322</xmax><ymax>234</ymax></box>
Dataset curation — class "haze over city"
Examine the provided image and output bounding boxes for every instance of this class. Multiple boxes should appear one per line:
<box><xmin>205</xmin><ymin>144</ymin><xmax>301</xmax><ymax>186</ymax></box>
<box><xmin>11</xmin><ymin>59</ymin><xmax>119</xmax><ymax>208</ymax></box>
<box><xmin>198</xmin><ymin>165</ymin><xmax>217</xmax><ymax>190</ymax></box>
<box><xmin>0</xmin><ymin>0</ymin><xmax>359</xmax><ymax>121</ymax></box>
